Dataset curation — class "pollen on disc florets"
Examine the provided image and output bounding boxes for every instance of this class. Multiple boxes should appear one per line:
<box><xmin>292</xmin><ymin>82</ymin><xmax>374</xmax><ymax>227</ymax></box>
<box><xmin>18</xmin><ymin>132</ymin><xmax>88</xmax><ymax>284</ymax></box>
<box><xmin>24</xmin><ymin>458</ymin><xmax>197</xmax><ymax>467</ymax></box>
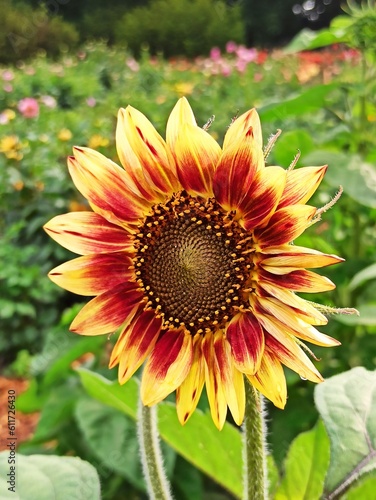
<box><xmin>133</xmin><ymin>192</ymin><xmax>254</xmax><ymax>335</ymax></box>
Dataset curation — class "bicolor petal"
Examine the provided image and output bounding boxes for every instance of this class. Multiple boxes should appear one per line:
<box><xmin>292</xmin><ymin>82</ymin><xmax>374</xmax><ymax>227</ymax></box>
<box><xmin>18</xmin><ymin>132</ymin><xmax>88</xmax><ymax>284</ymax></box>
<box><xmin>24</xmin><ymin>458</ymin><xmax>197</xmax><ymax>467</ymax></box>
<box><xmin>278</xmin><ymin>166</ymin><xmax>327</xmax><ymax>208</ymax></box>
<box><xmin>176</xmin><ymin>334</ymin><xmax>205</xmax><ymax>425</ymax></box>
<box><xmin>174</xmin><ymin>123</ymin><xmax>221</xmax><ymax>197</ymax></box>
<box><xmin>226</xmin><ymin>311</ymin><xmax>264</xmax><ymax>375</ymax></box>
<box><xmin>48</xmin><ymin>253</ymin><xmax>134</xmax><ymax>296</ymax></box>
<box><xmin>213</xmin><ymin>139</ymin><xmax>264</xmax><ymax>211</ymax></box>
<box><xmin>120</xmin><ymin>106</ymin><xmax>179</xmax><ymax>194</ymax></box>
<box><xmin>117</xmin><ymin>310</ymin><xmax>162</xmax><ymax>384</ymax></box>
<box><xmin>257</xmin><ymin>282</ymin><xmax>328</xmax><ymax>325</ymax></box>
<box><xmin>240</xmin><ymin>166</ymin><xmax>287</xmax><ymax>230</ymax></box>
<box><xmin>70</xmin><ymin>282</ymin><xmax>144</xmax><ymax>335</ymax></box>
<box><xmin>202</xmin><ymin>332</ymin><xmax>228</xmax><ymax>430</ymax></box>
<box><xmin>223</xmin><ymin>108</ymin><xmax>263</xmax><ymax>150</ymax></box>
<box><xmin>258</xmin><ymin>268</ymin><xmax>335</xmax><ymax>293</ymax></box>
<box><xmin>254</xmin><ymin>205</ymin><xmax>316</xmax><ymax>248</ymax></box>
<box><xmin>259</xmin><ymin>244</ymin><xmax>344</xmax><ymax>271</ymax></box>
<box><xmin>43</xmin><ymin>212</ymin><xmax>133</xmax><ymax>255</ymax></box>
<box><xmin>213</xmin><ymin>332</ymin><xmax>245</xmax><ymax>426</ymax></box>
<box><xmin>70</xmin><ymin>148</ymin><xmax>148</xmax><ymax>224</ymax></box>
<box><xmin>141</xmin><ymin>329</ymin><xmax>193</xmax><ymax>406</ymax></box>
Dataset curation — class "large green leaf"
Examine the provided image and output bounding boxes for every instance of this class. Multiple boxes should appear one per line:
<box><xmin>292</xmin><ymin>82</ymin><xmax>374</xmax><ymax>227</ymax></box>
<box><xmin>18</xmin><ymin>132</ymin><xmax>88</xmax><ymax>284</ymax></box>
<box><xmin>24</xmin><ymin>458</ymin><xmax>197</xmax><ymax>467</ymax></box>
<box><xmin>314</xmin><ymin>367</ymin><xmax>376</xmax><ymax>497</ymax></box>
<box><xmin>258</xmin><ymin>84</ymin><xmax>339</xmax><ymax>122</ymax></box>
<box><xmin>274</xmin><ymin>419</ymin><xmax>330</xmax><ymax>500</ymax></box>
<box><xmin>0</xmin><ymin>452</ymin><xmax>100</xmax><ymax>500</ymax></box>
<box><xmin>303</xmin><ymin>150</ymin><xmax>376</xmax><ymax>208</ymax></box>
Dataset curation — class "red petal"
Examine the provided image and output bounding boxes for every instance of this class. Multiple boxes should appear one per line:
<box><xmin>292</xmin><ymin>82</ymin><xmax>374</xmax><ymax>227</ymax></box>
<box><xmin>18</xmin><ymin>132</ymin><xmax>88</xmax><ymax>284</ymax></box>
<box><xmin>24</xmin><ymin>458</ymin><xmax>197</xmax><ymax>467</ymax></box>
<box><xmin>44</xmin><ymin>212</ymin><xmax>133</xmax><ymax>255</ymax></box>
<box><xmin>226</xmin><ymin>311</ymin><xmax>264</xmax><ymax>375</ymax></box>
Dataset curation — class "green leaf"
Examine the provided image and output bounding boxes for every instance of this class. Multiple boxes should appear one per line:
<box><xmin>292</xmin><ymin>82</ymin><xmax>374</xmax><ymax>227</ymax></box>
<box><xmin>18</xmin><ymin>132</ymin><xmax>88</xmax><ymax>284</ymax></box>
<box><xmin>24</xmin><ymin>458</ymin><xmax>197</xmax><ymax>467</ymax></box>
<box><xmin>158</xmin><ymin>403</ymin><xmax>243</xmax><ymax>498</ymax></box>
<box><xmin>343</xmin><ymin>474</ymin><xmax>376</xmax><ymax>499</ymax></box>
<box><xmin>303</xmin><ymin>150</ymin><xmax>376</xmax><ymax>208</ymax></box>
<box><xmin>272</xmin><ymin>130</ymin><xmax>314</xmax><ymax>167</ymax></box>
<box><xmin>334</xmin><ymin>304</ymin><xmax>376</xmax><ymax>326</ymax></box>
<box><xmin>348</xmin><ymin>263</ymin><xmax>376</xmax><ymax>291</ymax></box>
<box><xmin>77</xmin><ymin>367</ymin><xmax>138</xmax><ymax>419</ymax></box>
<box><xmin>31</xmin><ymin>384</ymin><xmax>81</xmax><ymax>442</ymax></box>
<box><xmin>258</xmin><ymin>84</ymin><xmax>339</xmax><ymax>122</ymax></box>
<box><xmin>0</xmin><ymin>452</ymin><xmax>100</xmax><ymax>500</ymax></box>
<box><xmin>285</xmin><ymin>28</ymin><xmax>348</xmax><ymax>53</ymax></box>
<box><xmin>77</xmin><ymin>368</ymin><xmax>243</xmax><ymax>498</ymax></box>
<box><xmin>75</xmin><ymin>397</ymin><xmax>146</xmax><ymax>490</ymax></box>
<box><xmin>314</xmin><ymin>367</ymin><xmax>376</xmax><ymax>497</ymax></box>
<box><xmin>274</xmin><ymin>419</ymin><xmax>330</xmax><ymax>500</ymax></box>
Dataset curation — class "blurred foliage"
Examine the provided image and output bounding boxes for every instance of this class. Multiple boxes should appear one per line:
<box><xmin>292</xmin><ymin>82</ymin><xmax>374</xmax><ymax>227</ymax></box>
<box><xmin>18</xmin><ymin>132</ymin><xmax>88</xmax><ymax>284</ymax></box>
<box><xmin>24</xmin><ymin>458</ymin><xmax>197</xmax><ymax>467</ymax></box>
<box><xmin>0</xmin><ymin>0</ymin><xmax>79</xmax><ymax>64</ymax></box>
<box><xmin>114</xmin><ymin>0</ymin><xmax>244</xmax><ymax>58</ymax></box>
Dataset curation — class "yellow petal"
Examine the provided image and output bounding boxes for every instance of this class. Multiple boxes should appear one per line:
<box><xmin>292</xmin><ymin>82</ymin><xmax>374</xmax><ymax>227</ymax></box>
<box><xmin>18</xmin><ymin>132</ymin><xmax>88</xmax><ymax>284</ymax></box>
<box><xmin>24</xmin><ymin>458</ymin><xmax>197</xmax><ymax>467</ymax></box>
<box><xmin>166</xmin><ymin>97</ymin><xmax>197</xmax><ymax>149</ymax></box>
<box><xmin>223</xmin><ymin>108</ymin><xmax>263</xmax><ymax>150</ymax></box>
<box><xmin>174</xmin><ymin>123</ymin><xmax>221</xmax><ymax>197</ymax></box>
<box><xmin>247</xmin><ymin>349</ymin><xmax>287</xmax><ymax>409</ymax></box>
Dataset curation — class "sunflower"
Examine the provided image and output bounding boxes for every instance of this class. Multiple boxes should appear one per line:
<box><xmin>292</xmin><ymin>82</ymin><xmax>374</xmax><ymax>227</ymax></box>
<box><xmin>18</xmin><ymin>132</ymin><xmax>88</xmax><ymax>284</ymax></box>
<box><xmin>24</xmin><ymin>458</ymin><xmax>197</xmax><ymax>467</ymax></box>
<box><xmin>45</xmin><ymin>98</ymin><xmax>344</xmax><ymax>430</ymax></box>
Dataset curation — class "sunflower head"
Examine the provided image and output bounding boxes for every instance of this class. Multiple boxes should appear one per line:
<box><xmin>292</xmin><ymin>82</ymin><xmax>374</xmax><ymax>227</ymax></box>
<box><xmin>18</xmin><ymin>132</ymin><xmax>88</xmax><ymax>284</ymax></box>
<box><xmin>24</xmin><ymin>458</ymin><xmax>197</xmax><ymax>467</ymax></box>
<box><xmin>45</xmin><ymin>98</ymin><xmax>350</xmax><ymax>430</ymax></box>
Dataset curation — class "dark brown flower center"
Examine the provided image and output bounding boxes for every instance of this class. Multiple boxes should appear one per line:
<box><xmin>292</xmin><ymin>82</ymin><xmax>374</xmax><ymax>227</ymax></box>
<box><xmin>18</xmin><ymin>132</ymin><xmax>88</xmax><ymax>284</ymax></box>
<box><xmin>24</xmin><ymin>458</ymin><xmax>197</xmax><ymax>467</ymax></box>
<box><xmin>133</xmin><ymin>193</ymin><xmax>253</xmax><ymax>334</ymax></box>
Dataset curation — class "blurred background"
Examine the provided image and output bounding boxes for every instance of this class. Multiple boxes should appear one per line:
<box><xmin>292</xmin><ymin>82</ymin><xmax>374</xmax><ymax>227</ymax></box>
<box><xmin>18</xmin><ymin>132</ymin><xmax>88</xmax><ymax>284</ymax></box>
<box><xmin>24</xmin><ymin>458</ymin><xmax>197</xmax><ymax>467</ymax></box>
<box><xmin>1</xmin><ymin>0</ymin><xmax>376</xmax><ymax>499</ymax></box>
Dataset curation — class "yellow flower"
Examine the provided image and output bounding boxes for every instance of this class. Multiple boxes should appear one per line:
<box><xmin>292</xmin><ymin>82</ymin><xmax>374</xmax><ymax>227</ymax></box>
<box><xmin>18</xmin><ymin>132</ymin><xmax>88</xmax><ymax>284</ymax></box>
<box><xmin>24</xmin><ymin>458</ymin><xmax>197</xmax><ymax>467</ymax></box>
<box><xmin>58</xmin><ymin>128</ymin><xmax>73</xmax><ymax>141</ymax></box>
<box><xmin>45</xmin><ymin>98</ymin><xmax>347</xmax><ymax>430</ymax></box>
<box><xmin>173</xmin><ymin>82</ymin><xmax>195</xmax><ymax>96</ymax></box>
<box><xmin>0</xmin><ymin>135</ymin><xmax>23</xmax><ymax>160</ymax></box>
<box><xmin>88</xmin><ymin>134</ymin><xmax>109</xmax><ymax>149</ymax></box>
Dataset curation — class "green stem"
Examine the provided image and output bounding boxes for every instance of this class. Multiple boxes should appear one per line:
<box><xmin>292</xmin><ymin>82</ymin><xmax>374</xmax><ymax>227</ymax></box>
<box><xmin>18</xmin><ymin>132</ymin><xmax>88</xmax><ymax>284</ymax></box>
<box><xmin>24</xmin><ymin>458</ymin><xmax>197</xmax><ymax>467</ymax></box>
<box><xmin>242</xmin><ymin>379</ymin><xmax>268</xmax><ymax>500</ymax></box>
<box><xmin>137</xmin><ymin>399</ymin><xmax>173</xmax><ymax>500</ymax></box>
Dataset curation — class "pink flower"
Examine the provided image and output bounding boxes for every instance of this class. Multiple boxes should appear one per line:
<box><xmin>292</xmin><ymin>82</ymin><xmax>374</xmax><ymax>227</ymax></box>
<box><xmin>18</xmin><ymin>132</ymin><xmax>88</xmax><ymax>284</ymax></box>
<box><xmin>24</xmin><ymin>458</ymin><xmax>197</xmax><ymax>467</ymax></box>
<box><xmin>126</xmin><ymin>58</ymin><xmax>140</xmax><ymax>72</ymax></box>
<box><xmin>225</xmin><ymin>41</ymin><xmax>238</xmax><ymax>54</ymax></box>
<box><xmin>86</xmin><ymin>97</ymin><xmax>96</xmax><ymax>107</ymax></box>
<box><xmin>2</xmin><ymin>70</ymin><xmax>14</xmax><ymax>81</ymax></box>
<box><xmin>17</xmin><ymin>97</ymin><xmax>39</xmax><ymax>119</ymax></box>
<box><xmin>210</xmin><ymin>47</ymin><xmax>221</xmax><ymax>62</ymax></box>
<box><xmin>40</xmin><ymin>95</ymin><xmax>57</xmax><ymax>109</ymax></box>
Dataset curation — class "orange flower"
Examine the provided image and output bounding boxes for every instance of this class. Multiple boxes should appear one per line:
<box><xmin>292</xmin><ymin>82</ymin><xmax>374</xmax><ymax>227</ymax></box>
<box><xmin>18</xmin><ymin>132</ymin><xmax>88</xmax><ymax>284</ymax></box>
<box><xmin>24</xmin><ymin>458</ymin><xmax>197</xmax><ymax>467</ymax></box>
<box><xmin>45</xmin><ymin>98</ymin><xmax>344</xmax><ymax>430</ymax></box>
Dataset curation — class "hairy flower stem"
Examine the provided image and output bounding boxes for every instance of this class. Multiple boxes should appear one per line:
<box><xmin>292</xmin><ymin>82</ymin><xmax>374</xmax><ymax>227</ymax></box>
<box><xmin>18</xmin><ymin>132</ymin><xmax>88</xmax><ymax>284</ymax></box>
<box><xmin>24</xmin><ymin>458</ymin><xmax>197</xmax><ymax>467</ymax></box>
<box><xmin>243</xmin><ymin>379</ymin><xmax>268</xmax><ymax>500</ymax></box>
<box><xmin>137</xmin><ymin>398</ymin><xmax>173</xmax><ymax>500</ymax></box>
